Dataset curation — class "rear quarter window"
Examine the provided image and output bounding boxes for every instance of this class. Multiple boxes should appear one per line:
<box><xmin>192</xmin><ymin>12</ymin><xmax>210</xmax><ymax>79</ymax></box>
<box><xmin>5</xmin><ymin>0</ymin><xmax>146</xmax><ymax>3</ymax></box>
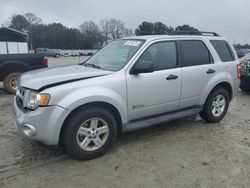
<box><xmin>210</xmin><ymin>40</ymin><xmax>235</xmax><ymax>62</ymax></box>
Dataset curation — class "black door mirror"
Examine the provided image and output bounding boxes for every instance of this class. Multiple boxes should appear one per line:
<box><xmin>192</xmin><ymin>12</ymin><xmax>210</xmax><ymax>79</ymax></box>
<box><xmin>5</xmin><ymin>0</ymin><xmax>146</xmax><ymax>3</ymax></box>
<box><xmin>130</xmin><ymin>60</ymin><xmax>154</xmax><ymax>74</ymax></box>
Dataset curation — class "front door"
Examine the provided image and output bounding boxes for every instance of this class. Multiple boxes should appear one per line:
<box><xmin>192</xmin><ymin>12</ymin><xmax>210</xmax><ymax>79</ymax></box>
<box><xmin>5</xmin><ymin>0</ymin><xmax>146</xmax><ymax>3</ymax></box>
<box><xmin>126</xmin><ymin>41</ymin><xmax>182</xmax><ymax>121</ymax></box>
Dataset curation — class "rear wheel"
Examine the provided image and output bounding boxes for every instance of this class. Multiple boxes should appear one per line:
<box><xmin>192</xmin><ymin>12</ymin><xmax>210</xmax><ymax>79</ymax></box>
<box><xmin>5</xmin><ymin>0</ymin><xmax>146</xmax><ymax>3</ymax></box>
<box><xmin>200</xmin><ymin>88</ymin><xmax>230</xmax><ymax>123</ymax></box>
<box><xmin>3</xmin><ymin>72</ymin><xmax>21</xmax><ymax>94</ymax></box>
<box><xmin>63</xmin><ymin>107</ymin><xmax>117</xmax><ymax>160</ymax></box>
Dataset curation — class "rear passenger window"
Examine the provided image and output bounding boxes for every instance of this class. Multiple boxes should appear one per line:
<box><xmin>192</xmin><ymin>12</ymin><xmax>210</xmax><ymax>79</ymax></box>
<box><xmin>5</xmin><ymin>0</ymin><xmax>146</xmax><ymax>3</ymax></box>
<box><xmin>180</xmin><ymin>40</ymin><xmax>213</xmax><ymax>67</ymax></box>
<box><xmin>210</xmin><ymin>40</ymin><xmax>235</xmax><ymax>62</ymax></box>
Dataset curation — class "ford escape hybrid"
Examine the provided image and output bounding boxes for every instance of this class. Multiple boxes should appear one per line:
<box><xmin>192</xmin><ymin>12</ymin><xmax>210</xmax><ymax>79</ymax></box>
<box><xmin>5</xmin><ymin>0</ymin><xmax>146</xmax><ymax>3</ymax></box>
<box><xmin>13</xmin><ymin>31</ymin><xmax>240</xmax><ymax>159</ymax></box>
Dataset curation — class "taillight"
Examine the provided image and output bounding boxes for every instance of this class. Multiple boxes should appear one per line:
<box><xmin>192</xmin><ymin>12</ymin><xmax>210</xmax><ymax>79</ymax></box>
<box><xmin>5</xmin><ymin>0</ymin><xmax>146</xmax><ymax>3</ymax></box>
<box><xmin>43</xmin><ymin>57</ymin><xmax>48</xmax><ymax>66</ymax></box>
<box><xmin>237</xmin><ymin>64</ymin><xmax>241</xmax><ymax>79</ymax></box>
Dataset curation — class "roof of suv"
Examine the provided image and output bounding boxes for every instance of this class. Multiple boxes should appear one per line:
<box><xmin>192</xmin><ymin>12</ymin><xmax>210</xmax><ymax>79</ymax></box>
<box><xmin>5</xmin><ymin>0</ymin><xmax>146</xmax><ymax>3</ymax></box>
<box><xmin>124</xmin><ymin>31</ymin><xmax>226</xmax><ymax>42</ymax></box>
<box><xmin>125</xmin><ymin>35</ymin><xmax>226</xmax><ymax>42</ymax></box>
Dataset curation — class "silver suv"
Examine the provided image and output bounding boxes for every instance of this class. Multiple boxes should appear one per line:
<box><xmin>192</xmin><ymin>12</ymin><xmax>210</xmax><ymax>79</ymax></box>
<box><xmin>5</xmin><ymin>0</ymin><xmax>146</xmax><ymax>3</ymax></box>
<box><xmin>13</xmin><ymin>32</ymin><xmax>240</xmax><ymax>159</ymax></box>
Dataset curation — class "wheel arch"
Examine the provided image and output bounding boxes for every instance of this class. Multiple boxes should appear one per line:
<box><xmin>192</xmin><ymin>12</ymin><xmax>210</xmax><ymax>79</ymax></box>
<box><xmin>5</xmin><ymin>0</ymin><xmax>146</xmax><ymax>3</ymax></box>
<box><xmin>202</xmin><ymin>81</ymin><xmax>233</xmax><ymax>106</ymax></box>
<box><xmin>213</xmin><ymin>82</ymin><xmax>233</xmax><ymax>101</ymax></box>
<box><xmin>59</xmin><ymin>101</ymin><xmax>123</xmax><ymax>146</ymax></box>
<box><xmin>0</xmin><ymin>61</ymin><xmax>29</xmax><ymax>80</ymax></box>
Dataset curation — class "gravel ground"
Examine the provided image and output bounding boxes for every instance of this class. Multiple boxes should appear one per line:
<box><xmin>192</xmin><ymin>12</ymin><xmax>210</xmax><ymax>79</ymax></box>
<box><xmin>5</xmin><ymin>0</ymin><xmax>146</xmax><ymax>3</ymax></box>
<box><xmin>0</xmin><ymin>57</ymin><xmax>250</xmax><ymax>188</ymax></box>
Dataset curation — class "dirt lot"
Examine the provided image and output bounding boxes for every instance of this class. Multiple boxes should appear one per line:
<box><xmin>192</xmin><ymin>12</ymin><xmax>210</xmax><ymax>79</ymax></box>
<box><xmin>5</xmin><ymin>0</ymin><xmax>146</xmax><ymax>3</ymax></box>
<box><xmin>0</xmin><ymin>57</ymin><xmax>250</xmax><ymax>188</ymax></box>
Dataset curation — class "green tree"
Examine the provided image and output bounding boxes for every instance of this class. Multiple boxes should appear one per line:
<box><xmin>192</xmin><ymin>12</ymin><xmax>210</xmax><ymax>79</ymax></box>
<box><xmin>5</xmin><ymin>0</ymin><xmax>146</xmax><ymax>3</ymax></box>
<box><xmin>9</xmin><ymin>14</ymin><xmax>30</xmax><ymax>32</ymax></box>
<box><xmin>153</xmin><ymin>22</ymin><xmax>174</xmax><ymax>34</ymax></box>
<box><xmin>175</xmin><ymin>24</ymin><xmax>199</xmax><ymax>31</ymax></box>
<box><xmin>135</xmin><ymin>21</ymin><xmax>154</xmax><ymax>35</ymax></box>
<box><xmin>135</xmin><ymin>21</ymin><xmax>174</xmax><ymax>35</ymax></box>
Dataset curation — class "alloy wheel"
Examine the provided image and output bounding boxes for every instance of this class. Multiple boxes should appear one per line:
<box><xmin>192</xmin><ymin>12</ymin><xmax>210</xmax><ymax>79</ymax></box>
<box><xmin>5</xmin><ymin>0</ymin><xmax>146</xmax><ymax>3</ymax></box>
<box><xmin>211</xmin><ymin>94</ymin><xmax>226</xmax><ymax>117</ymax></box>
<box><xmin>76</xmin><ymin>118</ymin><xmax>109</xmax><ymax>151</ymax></box>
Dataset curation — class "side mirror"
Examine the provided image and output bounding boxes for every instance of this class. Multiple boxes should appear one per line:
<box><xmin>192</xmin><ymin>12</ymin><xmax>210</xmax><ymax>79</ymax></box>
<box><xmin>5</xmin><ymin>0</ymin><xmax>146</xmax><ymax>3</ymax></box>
<box><xmin>130</xmin><ymin>60</ymin><xmax>154</xmax><ymax>74</ymax></box>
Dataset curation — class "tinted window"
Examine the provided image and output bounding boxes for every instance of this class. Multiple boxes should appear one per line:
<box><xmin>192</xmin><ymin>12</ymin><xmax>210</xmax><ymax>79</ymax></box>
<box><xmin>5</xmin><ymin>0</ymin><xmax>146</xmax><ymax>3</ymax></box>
<box><xmin>210</xmin><ymin>40</ymin><xmax>235</xmax><ymax>62</ymax></box>
<box><xmin>180</xmin><ymin>40</ymin><xmax>213</xmax><ymax>67</ymax></box>
<box><xmin>138</xmin><ymin>41</ymin><xmax>177</xmax><ymax>71</ymax></box>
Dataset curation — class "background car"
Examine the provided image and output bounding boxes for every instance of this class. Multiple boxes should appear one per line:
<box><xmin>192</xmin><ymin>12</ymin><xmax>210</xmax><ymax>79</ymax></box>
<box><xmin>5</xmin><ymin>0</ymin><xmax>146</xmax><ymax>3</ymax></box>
<box><xmin>237</xmin><ymin>49</ymin><xmax>249</xmax><ymax>58</ymax></box>
<box><xmin>240</xmin><ymin>52</ymin><xmax>250</xmax><ymax>92</ymax></box>
<box><xmin>35</xmin><ymin>48</ymin><xmax>63</xmax><ymax>58</ymax></box>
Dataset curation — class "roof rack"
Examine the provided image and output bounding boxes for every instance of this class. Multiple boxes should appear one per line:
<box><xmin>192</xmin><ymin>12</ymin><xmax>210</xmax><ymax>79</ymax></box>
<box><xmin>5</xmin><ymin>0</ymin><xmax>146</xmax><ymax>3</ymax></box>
<box><xmin>169</xmin><ymin>31</ymin><xmax>220</xmax><ymax>37</ymax></box>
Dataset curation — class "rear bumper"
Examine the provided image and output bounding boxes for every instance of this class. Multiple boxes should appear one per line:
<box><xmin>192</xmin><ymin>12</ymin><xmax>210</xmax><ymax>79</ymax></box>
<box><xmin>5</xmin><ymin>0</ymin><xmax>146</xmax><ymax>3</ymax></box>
<box><xmin>13</xmin><ymin>96</ymin><xmax>70</xmax><ymax>145</ymax></box>
<box><xmin>240</xmin><ymin>75</ymin><xmax>250</xmax><ymax>90</ymax></box>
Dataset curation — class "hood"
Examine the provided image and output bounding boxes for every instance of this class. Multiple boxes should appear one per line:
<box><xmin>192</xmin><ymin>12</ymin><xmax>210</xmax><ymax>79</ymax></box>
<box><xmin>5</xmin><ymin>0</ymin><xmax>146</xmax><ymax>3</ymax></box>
<box><xmin>19</xmin><ymin>65</ymin><xmax>112</xmax><ymax>91</ymax></box>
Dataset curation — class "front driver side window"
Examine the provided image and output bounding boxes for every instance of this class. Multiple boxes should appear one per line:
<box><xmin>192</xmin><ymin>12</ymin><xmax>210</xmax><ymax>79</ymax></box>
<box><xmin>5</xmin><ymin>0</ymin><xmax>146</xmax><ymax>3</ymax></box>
<box><xmin>137</xmin><ymin>41</ymin><xmax>177</xmax><ymax>71</ymax></box>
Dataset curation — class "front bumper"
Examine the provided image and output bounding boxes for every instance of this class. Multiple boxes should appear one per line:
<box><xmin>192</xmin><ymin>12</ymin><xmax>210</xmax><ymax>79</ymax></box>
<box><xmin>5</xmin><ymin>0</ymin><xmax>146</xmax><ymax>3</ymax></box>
<box><xmin>240</xmin><ymin>75</ymin><xmax>250</xmax><ymax>91</ymax></box>
<box><xmin>13</xmin><ymin>96</ymin><xmax>71</xmax><ymax>145</ymax></box>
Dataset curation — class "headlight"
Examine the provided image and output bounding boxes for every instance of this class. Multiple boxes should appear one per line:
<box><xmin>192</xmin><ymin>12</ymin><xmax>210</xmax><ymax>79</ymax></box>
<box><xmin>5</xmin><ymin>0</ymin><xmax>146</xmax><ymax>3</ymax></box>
<box><xmin>24</xmin><ymin>90</ymin><xmax>50</xmax><ymax>110</ymax></box>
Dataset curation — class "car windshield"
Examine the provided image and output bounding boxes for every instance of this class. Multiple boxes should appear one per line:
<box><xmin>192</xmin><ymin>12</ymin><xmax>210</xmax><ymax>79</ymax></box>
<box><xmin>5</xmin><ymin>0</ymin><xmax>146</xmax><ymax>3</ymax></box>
<box><xmin>83</xmin><ymin>39</ymin><xmax>144</xmax><ymax>71</ymax></box>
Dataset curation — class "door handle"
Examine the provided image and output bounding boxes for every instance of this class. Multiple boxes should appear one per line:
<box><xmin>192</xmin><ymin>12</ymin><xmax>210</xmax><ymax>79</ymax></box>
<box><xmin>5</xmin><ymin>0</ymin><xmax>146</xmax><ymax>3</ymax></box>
<box><xmin>166</xmin><ymin>74</ymin><xmax>178</xmax><ymax>80</ymax></box>
<box><xmin>206</xmin><ymin>69</ymin><xmax>216</xmax><ymax>74</ymax></box>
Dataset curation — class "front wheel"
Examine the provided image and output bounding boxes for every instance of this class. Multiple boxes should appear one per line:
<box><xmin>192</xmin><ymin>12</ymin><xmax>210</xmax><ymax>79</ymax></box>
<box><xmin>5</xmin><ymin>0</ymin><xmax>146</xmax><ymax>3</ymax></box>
<box><xmin>200</xmin><ymin>88</ymin><xmax>230</xmax><ymax>123</ymax></box>
<box><xmin>63</xmin><ymin>107</ymin><xmax>117</xmax><ymax>160</ymax></box>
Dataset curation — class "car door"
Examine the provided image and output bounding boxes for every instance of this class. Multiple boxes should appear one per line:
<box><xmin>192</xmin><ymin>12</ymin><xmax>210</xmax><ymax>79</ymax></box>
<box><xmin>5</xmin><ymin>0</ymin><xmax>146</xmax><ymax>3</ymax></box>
<box><xmin>179</xmin><ymin>40</ymin><xmax>217</xmax><ymax>108</ymax></box>
<box><xmin>126</xmin><ymin>41</ymin><xmax>182</xmax><ymax>121</ymax></box>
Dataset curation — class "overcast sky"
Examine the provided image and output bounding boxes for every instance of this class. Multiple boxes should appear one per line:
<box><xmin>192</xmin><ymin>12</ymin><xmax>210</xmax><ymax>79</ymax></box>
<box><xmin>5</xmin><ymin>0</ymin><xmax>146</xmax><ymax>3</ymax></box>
<box><xmin>0</xmin><ymin>0</ymin><xmax>249</xmax><ymax>44</ymax></box>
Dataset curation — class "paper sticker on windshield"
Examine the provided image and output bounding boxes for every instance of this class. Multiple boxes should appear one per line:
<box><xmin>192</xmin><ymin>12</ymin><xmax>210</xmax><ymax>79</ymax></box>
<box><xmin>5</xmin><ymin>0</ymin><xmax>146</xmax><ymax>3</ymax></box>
<box><xmin>124</xmin><ymin>41</ymin><xmax>141</xmax><ymax>46</ymax></box>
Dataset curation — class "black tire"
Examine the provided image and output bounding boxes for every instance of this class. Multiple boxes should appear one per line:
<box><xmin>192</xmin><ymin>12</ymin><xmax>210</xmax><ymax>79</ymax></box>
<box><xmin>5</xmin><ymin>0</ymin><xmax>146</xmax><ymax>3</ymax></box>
<box><xmin>3</xmin><ymin>72</ymin><xmax>21</xmax><ymax>94</ymax></box>
<box><xmin>63</xmin><ymin>106</ymin><xmax>117</xmax><ymax>160</ymax></box>
<box><xmin>200</xmin><ymin>87</ymin><xmax>230</xmax><ymax>123</ymax></box>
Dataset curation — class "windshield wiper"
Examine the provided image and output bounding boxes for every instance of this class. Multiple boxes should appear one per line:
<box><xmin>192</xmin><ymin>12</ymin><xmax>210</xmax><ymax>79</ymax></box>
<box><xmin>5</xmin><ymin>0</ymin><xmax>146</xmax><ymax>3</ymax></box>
<box><xmin>84</xmin><ymin>63</ymin><xmax>101</xmax><ymax>69</ymax></box>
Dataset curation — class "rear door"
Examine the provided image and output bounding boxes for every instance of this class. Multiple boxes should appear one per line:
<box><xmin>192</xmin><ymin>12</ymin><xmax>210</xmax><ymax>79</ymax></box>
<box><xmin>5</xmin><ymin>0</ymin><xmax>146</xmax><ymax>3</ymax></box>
<box><xmin>210</xmin><ymin>40</ymin><xmax>238</xmax><ymax>79</ymax></box>
<box><xmin>179</xmin><ymin>40</ymin><xmax>217</xmax><ymax>108</ymax></box>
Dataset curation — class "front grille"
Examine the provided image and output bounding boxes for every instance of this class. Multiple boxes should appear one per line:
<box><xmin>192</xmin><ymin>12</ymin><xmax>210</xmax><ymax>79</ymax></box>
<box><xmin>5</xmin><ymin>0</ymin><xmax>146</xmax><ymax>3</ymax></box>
<box><xmin>241</xmin><ymin>62</ymin><xmax>249</xmax><ymax>76</ymax></box>
<box><xmin>16</xmin><ymin>97</ymin><xmax>27</xmax><ymax>113</ymax></box>
<box><xmin>17</xmin><ymin>87</ymin><xmax>25</xmax><ymax>100</ymax></box>
<box><xmin>20</xmin><ymin>88</ymin><xmax>25</xmax><ymax>97</ymax></box>
<box><xmin>16</xmin><ymin>87</ymin><xmax>28</xmax><ymax>113</ymax></box>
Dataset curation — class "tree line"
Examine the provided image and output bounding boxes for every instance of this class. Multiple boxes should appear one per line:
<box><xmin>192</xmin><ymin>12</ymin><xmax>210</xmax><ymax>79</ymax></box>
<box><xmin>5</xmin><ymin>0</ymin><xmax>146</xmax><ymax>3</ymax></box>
<box><xmin>2</xmin><ymin>13</ymin><xmax>134</xmax><ymax>49</ymax></box>
<box><xmin>3</xmin><ymin>12</ymin><xmax>232</xmax><ymax>50</ymax></box>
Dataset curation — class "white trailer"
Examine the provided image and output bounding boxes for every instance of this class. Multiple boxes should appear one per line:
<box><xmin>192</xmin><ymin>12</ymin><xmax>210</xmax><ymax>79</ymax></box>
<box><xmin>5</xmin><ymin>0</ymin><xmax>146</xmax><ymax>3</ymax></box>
<box><xmin>0</xmin><ymin>28</ymin><xmax>28</xmax><ymax>55</ymax></box>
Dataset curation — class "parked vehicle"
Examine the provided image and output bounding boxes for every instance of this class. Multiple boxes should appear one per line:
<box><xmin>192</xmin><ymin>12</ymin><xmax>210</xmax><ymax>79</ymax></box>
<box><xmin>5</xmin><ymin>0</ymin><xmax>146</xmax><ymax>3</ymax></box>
<box><xmin>237</xmin><ymin>49</ymin><xmax>249</xmax><ymax>58</ymax></box>
<box><xmin>35</xmin><ymin>48</ymin><xmax>63</xmax><ymax>58</ymax></box>
<box><xmin>0</xmin><ymin>54</ymin><xmax>48</xmax><ymax>93</ymax></box>
<box><xmin>80</xmin><ymin>52</ymin><xmax>94</xmax><ymax>56</ymax></box>
<box><xmin>240</xmin><ymin>53</ymin><xmax>250</xmax><ymax>92</ymax></box>
<box><xmin>0</xmin><ymin>27</ymin><xmax>48</xmax><ymax>93</ymax></box>
<box><xmin>86</xmin><ymin>52</ymin><xmax>94</xmax><ymax>56</ymax></box>
<box><xmin>13</xmin><ymin>31</ymin><xmax>240</xmax><ymax>159</ymax></box>
<box><xmin>64</xmin><ymin>52</ymin><xmax>69</xmax><ymax>57</ymax></box>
